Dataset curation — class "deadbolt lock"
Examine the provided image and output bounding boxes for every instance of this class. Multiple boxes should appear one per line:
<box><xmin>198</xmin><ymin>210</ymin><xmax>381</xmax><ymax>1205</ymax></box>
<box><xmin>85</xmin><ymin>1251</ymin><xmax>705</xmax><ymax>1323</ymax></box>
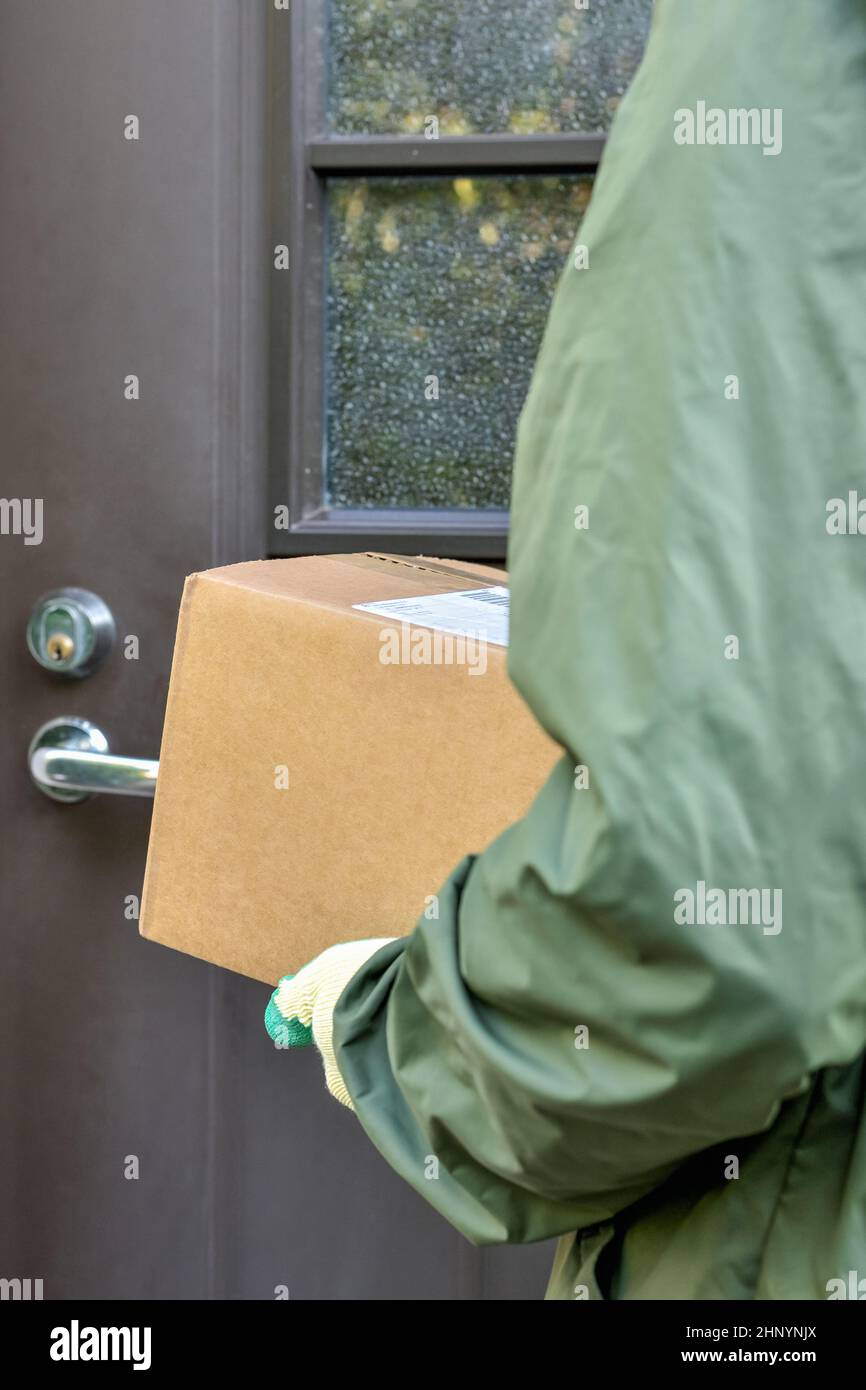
<box><xmin>26</xmin><ymin>588</ymin><xmax>115</xmax><ymax>678</ymax></box>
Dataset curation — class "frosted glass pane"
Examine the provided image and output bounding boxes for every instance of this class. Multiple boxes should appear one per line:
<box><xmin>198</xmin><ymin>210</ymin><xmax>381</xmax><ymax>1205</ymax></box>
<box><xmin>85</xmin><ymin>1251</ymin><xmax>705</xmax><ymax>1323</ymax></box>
<box><xmin>328</xmin><ymin>0</ymin><xmax>652</xmax><ymax>136</ymax></box>
<box><xmin>326</xmin><ymin>174</ymin><xmax>592</xmax><ymax>510</ymax></box>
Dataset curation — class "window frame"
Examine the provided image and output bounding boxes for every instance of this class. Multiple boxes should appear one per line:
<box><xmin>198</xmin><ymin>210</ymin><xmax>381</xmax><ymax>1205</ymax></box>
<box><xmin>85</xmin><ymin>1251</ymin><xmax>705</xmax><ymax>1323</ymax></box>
<box><xmin>268</xmin><ymin>1</ymin><xmax>606</xmax><ymax>559</ymax></box>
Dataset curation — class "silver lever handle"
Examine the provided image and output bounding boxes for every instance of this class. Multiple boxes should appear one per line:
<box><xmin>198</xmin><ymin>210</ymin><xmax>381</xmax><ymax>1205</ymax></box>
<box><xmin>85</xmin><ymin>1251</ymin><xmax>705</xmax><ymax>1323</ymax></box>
<box><xmin>29</xmin><ymin>717</ymin><xmax>158</xmax><ymax>802</ymax></box>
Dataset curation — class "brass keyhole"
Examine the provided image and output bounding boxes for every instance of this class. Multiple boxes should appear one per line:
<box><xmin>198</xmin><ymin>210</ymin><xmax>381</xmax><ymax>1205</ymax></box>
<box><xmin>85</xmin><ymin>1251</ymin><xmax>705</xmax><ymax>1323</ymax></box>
<box><xmin>47</xmin><ymin>633</ymin><xmax>75</xmax><ymax>663</ymax></box>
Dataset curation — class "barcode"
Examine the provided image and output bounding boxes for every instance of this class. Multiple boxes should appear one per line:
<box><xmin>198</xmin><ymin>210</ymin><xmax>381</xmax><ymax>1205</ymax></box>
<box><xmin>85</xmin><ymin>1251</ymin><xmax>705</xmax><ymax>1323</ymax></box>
<box><xmin>467</xmin><ymin>589</ymin><xmax>509</xmax><ymax>606</ymax></box>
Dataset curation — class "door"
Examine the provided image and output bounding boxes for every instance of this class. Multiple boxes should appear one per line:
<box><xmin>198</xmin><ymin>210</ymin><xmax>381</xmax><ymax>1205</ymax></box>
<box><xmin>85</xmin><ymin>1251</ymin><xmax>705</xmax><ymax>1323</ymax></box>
<box><xmin>0</xmin><ymin>0</ymin><xmax>554</xmax><ymax>1298</ymax></box>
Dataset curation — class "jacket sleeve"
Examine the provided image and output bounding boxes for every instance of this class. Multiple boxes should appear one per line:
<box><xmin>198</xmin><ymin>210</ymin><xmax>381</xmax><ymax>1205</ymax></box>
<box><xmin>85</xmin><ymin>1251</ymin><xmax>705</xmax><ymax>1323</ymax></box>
<box><xmin>332</xmin><ymin>0</ymin><xmax>866</xmax><ymax>1245</ymax></box>
<box><xmin>332</xmin><ymin>784</ymin><xmax>812</xmax><ymax>1245</ymax></box>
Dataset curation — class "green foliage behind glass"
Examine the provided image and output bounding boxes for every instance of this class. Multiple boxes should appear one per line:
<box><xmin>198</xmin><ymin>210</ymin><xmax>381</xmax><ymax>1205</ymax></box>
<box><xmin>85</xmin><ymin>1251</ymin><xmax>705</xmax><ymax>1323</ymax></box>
<box><xmin>328</xmin><ymin>0</ymin><xmax>653</xmax><ymax>135</ymax></box>
<box><xmin>326</xmin><ymin>174</ymin><xmax>593</xmax><ymax>510</ymax></box>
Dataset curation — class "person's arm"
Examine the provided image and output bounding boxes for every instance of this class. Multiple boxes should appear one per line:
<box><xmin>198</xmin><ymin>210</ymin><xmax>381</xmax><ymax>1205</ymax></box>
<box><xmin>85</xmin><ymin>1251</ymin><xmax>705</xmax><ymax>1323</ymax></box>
<box><xmin>329</xmin><ymin>783</ymin><xmax>810</xmax><ymax>1245</ymax></box>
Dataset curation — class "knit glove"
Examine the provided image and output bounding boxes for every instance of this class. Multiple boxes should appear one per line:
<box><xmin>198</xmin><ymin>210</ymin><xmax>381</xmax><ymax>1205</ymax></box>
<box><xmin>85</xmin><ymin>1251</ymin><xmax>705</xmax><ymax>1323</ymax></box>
<box><xmin>264</xmin><ymin>939</ymin><xmax>395</xmax><ymax>1109</ymax></box>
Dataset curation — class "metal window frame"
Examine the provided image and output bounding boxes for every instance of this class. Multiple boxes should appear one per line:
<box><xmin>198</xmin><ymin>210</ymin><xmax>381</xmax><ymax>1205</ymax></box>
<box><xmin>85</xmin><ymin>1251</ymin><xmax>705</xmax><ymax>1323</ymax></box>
<box><xmin>268</xmin><ymin>1</ymin><xmax>605</xmax><ymax>560</ymax></box>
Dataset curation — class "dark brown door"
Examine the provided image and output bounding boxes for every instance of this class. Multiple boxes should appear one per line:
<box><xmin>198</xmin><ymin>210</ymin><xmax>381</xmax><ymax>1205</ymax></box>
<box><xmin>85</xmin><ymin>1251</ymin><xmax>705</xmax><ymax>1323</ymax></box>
<box><xmin>0</xmin><ymin>0</ymin><xmax>553</xmax><ymax>1299</ymax></box>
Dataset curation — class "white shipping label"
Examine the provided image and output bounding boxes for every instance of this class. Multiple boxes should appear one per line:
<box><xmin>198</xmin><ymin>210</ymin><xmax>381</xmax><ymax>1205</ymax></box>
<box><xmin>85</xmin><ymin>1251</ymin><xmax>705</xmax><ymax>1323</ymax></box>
<box><xmin>353</xmin><ymin>585</ymin><xmax>509</xmax><ymax>646</ymax></box>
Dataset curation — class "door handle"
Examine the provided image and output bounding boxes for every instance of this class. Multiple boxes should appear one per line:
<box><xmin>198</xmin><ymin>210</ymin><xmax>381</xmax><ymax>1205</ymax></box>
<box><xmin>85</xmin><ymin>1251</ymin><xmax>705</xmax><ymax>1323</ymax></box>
<box><xmin>29</xmin><ymin>717</ymin><xmax>158</xmax><ymax>802</ymax></box>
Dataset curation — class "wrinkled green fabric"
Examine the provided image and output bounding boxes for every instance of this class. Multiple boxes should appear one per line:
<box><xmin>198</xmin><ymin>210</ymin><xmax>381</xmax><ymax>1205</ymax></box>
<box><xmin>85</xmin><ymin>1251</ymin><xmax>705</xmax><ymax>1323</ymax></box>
<box><xmin>333</xmin><ymin>0</ymin><xmax>866</xmax><ymax>1298</ymax></box>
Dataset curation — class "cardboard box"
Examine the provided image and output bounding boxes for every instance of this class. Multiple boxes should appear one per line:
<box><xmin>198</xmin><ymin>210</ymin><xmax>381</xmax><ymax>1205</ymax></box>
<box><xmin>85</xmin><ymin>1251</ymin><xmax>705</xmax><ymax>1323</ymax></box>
<box><xmin>140</xmin><ymin>553</ymin><xmax>559</xmax><ymax>985</ymax></box>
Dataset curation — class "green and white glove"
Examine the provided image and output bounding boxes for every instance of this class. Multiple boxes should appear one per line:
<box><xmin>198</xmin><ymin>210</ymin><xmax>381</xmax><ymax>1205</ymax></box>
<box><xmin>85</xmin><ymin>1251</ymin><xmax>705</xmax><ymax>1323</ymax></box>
<box><xmin>264</xmin><ymin>939</ymin><xmax>395</xmax><ymax>1109</ymax></box>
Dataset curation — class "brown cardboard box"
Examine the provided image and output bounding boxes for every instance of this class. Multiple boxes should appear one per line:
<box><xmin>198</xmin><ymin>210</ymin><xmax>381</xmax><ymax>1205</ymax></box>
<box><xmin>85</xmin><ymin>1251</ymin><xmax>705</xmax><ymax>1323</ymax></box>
<box><xmin>140</xmin><ymin>553</ymin><xmax>559</xmax><ymax>985</ymax></box>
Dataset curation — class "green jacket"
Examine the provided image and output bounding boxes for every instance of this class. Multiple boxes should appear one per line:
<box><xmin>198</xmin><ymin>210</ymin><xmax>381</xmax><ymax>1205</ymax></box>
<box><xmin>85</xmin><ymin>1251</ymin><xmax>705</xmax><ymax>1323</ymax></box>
<box><xmin>333</xmin><ymin>0</ymin><xmax>866</xmax><ymax>1299</ymax></box>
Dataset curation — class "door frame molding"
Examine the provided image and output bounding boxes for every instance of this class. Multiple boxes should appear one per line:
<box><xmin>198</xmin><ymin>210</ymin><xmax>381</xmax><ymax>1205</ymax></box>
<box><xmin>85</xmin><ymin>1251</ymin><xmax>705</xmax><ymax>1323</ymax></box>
<box><xmin>207</xmin><ymin>0</ymin><xmax>270</xmax><ymax>1302</ymax></box>
<box><xmin>212</xmin><ymin>0</ymin><xmax>269</xmax><ymax>571</ymax></box>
